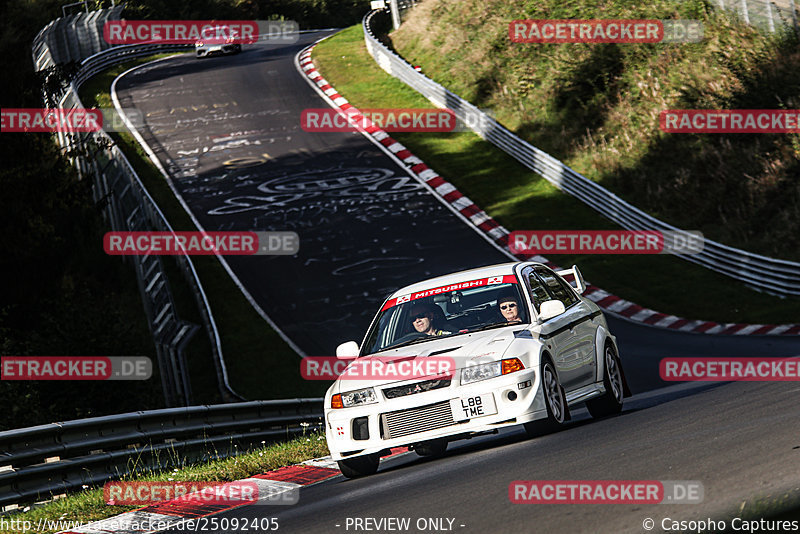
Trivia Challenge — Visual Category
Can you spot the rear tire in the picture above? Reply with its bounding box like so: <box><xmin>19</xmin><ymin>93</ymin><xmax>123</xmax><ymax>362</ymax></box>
<box><xmin>337</xmin><ymin>453</ymin><xmax>380</xmax><ymax>479</ymax></box>
<box><xmin>524</xmin><ymin>360</ymin><xmax>567</xmax><ymax>437</ymax></box>
<box><xmin>414</xmin><ymin>438</ymin><xmax>448</xmax><ymax>457</ymax></box>
<box><xmin>586</xmin><ymin>345</ymin><xmax>624</xmax><ymax>418</ymax></box>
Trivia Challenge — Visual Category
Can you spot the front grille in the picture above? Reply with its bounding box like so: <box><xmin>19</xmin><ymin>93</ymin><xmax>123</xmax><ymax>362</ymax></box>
<box><xmin>383</xmin><ymin>377</ymin><xmax>451</xmax><ymax>399</ymax></box>
<box><xmin>380</xmin><ymin>401</ymin><xmax>457</xmax><ymax>439</ymax></box>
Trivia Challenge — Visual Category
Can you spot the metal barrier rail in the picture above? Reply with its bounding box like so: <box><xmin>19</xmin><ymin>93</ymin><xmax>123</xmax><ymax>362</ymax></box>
<box><xmin>31</xmin><ymin>5</ymin><xmax>124</xmax><ymax>70</ymax></box>
<box><xmin>362</xmin><ymin>10</ymin><xmax>800</xmax><ymax>297</ymax></box>
<box><xmin>0</xmin><ymin>399</ymin><xmax>324</xmax><ymax>509</ymax></box>
<box><xmin>717</xmin><ymin>0</ymin><xmax>800</xmax><ymax>34</ymax></box>
<box><xmin>33</xmin><ymin>7</ymin><xmax>246</xmax><ymax>404</ymax></box>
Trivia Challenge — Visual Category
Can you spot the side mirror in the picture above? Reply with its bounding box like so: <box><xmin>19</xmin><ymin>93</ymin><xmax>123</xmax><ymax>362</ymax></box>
<box><xmin>538</xmin><ymin>300</ymin><xmax>566</xmax><ymax>321</ymax></box>
<box><xmin>336</xmin><ymin>341</ymin><xmax>360</xmax><ymax>360</ymax></box>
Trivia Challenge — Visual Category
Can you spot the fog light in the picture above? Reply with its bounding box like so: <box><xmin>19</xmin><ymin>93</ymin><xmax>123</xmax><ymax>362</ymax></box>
<box><xmin>507</xmin><ymin>390</ymin><xmax>518</xmax><ymax>401</ymax></box>
<box><xmin>352</xmin><ymin>417</ymin><xmax>369</xmax><ymax>440</ymax></box>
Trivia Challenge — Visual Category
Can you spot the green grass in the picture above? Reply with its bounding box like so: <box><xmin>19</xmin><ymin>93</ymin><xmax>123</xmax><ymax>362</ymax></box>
<box><xmin>79</xmin><ymin>55</ymin><xmax>327</xmax><ymax>400</ymax></box>
<box><xmin>725</xmin><ymin>490</ymin><xmax>800</xmax><ymax>524</ymax></box>
<box><xmin>389</xmin><ymin>0</ymin><xmax>800</xmax><ymax>262</ymax></box>
<box><xmin>2</xmin><ymin>431</ymin><xmax>329</xmax><ymax>534</ymax></box>
<box><xmin>312</xmin><ymin>25</ymin><xmax>800</xmax><ymax>325</ymax></box>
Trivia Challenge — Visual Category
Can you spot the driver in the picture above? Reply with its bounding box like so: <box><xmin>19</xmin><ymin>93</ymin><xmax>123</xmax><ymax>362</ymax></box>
<box><xmin>410</xmin><ymin>303</ymin><xmax>451</xmax><ymax>336</ymax></box>
<box><xmin>498</xmin><ymin>295</ymin><xmax>522</xmax><ymax>323</ymax></box>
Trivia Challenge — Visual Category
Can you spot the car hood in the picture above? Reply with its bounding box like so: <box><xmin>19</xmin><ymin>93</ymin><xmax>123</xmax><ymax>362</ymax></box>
<box><xmin>332</xmin><ymin>324</ymin><xmax>539</xmax><ymax>393</ymax></box>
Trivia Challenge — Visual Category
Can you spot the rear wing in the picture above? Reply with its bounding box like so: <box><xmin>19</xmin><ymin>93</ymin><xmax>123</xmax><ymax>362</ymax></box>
<box><xmin>556</xmin><ymin>265</ymin><xmax>586</xmax><ymax>295</ymax></box>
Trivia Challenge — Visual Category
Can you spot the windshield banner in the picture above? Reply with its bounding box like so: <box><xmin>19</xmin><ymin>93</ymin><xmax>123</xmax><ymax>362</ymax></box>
<box><xmin>381</xmin><ymin>275</ymin><xmax>518</xmax><ymax>311</ymax></box>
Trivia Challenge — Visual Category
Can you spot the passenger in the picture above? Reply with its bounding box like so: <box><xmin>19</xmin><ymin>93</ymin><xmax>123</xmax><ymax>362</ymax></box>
<box><xmin>410</xmin><ymin>303</ymin><xmax>451</xmax><ymax>336</ymax></box>
<box><xmin>498</xmin><ymin>295</ymin><xmax>522</xmax><ymax>323</ymax></box>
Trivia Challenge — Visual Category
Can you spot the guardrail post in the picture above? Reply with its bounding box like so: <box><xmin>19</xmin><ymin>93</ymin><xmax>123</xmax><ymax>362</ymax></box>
<box><xmin>389</xmin><ymin>0</ymin><xmax>401</xmax><ymax>30</ymax></box>
<box><xmin>766</xmin><ymin>0</ymin><xmax>775</xmax><ymax>31</ymax></box>
<box><xmin>740</xmin><ymin>0</ymin><xmax>751</xmax><ymax>23</ymax></box>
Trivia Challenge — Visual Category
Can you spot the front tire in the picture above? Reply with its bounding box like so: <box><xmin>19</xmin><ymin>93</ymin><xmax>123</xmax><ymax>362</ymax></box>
<box><xmin>337</xmin><ymin>453</ymin><xmax>380</xmax><ymax>479</ymax></box>
<box><xmin>524</xmin><ymin>360</ymin><xmax>567</xmax><ymax>437</ymax></box>
<box><xmin>586</xmin><ymin>345</ymin><xmax>624</xmax><ymax>418</ymax></box>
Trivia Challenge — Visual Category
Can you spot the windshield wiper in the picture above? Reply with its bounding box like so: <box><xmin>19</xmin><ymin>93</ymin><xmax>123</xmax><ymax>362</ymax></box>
<box><xmin>380</xmin><ymin>323</ymin><xmax>515</xmax><ymax>352</ymax></box>
<box><xmin>465</xmin><ymin>322</ymin><xmax>516</xmax><ymax>333</ymax></box>
<box><xmin>382</xmin><ymin>336</ymin><xmax>438</xmax><ymax>351</ymax></box>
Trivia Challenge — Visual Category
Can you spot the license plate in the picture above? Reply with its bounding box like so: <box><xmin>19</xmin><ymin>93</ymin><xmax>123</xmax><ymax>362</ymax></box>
<box><xmin>450</xmin><ymin>393</ymin><xmax>497</xmax><ymax>422</ymax></box>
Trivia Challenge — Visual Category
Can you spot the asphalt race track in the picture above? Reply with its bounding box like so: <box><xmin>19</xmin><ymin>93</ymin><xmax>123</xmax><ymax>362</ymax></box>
<box><xmin>113</xmin><ymin>32</ymin><xmax>800</xmax><ymax>533</ymax></box>
<box><xmin>114</xmin><ymin>31</ymin><xmax>506</xmax><ymax>357</ymax></box>
<box><xmin>167</xmin><ymin>381</ymin><xmax>800</xmax><ymax>534</ymax></box>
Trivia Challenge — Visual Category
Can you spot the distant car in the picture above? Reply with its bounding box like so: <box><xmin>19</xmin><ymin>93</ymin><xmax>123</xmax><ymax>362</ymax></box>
<box><xmin>195</xmin><ymin>26</ymin><xmax>242</xmax><ymax>58</ymax></box>
<box><xmin>324</xmin><ymin>261</ymin><xmax>630</xmax><ymax>478</ymax></box>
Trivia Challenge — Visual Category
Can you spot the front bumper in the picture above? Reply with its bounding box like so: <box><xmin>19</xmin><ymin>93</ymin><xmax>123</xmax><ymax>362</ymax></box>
<box><xmin>325</xmin><ymin>368</ymin><xmax>545</xmax><ymax>461</ymax></box>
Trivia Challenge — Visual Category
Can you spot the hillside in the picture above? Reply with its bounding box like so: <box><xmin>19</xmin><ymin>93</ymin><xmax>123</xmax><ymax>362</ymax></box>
<box><xmin>390</xmin><ymin>0</ymin><xmax>800</xmax><ymax>260</ymax></box>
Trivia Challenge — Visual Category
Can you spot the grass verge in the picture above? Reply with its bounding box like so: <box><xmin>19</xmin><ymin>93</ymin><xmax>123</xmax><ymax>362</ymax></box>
<box><xmin>727</xmin><ymin>490</ymin><xmax>800</xmax><ymax>524</ymax></box>
<box><xmin>79</xmin><ymin>54</ymin><xmax>327</xmax><ymax>400</ymax></box>
<box><xmin>2</xmin><ymin>431</ymin><xmax>329</xmax><ymax>534</ymax></box>
<box><xmin>390</xmin><ymin>0</ymin><xmax>800</xmax><ymax>261</ymax></box>
<box><xmin>311</xmin><ymin>25</ymin><xmax>800</xmax><ymax>325</ymax></box>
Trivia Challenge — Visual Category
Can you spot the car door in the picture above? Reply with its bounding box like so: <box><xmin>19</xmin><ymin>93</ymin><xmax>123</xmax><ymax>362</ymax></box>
<box><xmin>532</xmin><ymin>267</ymin><xmax>597</xmax><ymax>390</ymax></box>
<box><xmin>522</xmin><ymin>268</ymin><xmax>581</xmax><ymax>390</ymax></box>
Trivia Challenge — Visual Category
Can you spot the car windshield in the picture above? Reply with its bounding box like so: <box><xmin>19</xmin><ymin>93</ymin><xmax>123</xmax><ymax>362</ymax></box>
<box><xmin>200</xmin><ymin>26</ymin><xmax>237</xmax><ymax>43</ymax></box>
<box><xmin>362</xmin><ymin>281</ymin><xmax>529</xmax><ymax>354</ymax></box>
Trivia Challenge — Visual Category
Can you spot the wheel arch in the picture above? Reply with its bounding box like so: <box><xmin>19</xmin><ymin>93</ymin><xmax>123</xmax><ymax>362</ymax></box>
<box><xmin>538</xmin><ymin>349</ymin><xmax>571</xmax><ymax>421</ymax></box>
<box><xmin>602</xmin><ymin>335</ymin><xmax>632</xmax><ymax>398</ymax></box>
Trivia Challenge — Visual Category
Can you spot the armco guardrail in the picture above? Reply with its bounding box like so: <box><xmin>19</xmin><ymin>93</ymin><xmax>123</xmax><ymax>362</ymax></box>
<box><xmin>31</xmin><ymin>5</ymin><xmax>124</xmax><ymax>70</ymax></box>
<box><xmin>0</xmin><ymin>399</ymin><xmax>323</xmax><ymax>509</ymax></box>
<box><xmin>718</xmin><ymin>0</ymin><xmax>800</xmax><ymax>34</ymax></box>
<box><xmin>362</xmin><ymin>10</ymin><xmax>800</xmax><ymax>297</ymax></box>
<box><xmin>33</xmin><ymin>6</ymin><xmax>246</xmax><ymax>405</ymax></box>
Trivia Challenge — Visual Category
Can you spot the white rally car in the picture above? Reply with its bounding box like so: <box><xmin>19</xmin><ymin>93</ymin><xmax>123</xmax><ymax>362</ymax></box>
<box><xmin>325</xmin><ymin>261</ymin><xmax>630</xmax><ymax>478</ymax></box>
<box><xmin>195</xmin><ymin>26</ymin><xmax>242</xmax><ymax>58</ymax></box>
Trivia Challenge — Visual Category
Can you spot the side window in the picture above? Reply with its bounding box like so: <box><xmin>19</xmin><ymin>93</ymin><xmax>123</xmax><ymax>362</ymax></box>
<box><xmin>526</xmin><ymin>272</ymin><xmax>551</xmax><ymax>313</ymax></box>
<box><xmin>535</xmin><ymin>268</ymin><xmax>579</xmax><ymax>308</ymax></box>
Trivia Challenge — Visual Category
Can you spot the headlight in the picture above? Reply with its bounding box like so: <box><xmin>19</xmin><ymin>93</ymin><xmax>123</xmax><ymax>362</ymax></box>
<box><xmin>461</xmin><ymin>362</ymin><xmax>501</xmax><ymax>384</ymax></box>
<box><xmin>461</xmin><ymin>358</ymin><xmax>525</xmax><ymax>385</ymax></box>
<box><xmin>331</xmin><ymin>387</ymin><xmax>377</xmax><ymax>409</ymax></box>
